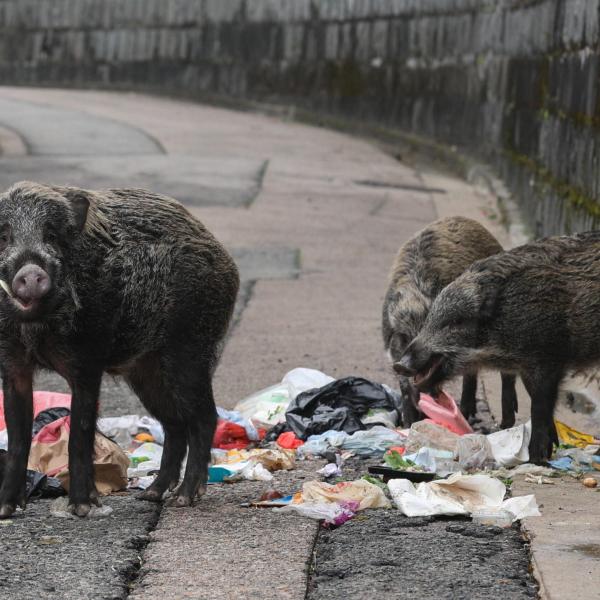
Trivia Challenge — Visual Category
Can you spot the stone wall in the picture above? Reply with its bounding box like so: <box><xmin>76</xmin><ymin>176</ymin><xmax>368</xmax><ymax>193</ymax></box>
<box><xmin>0</xmin><ymin>0</ymin><xmax>599</xmax><ymax>235</ymax></box>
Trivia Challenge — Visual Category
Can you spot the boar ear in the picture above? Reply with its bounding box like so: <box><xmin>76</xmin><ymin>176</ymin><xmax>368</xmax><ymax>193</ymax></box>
<box><xmin>62</xmin><ymin>191</ymin><xmax>90</xmax><ymax>231</ymax></box>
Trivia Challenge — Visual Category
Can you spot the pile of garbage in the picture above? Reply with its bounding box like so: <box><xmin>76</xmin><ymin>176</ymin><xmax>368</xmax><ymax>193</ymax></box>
<box><xmin>1</xmin><ymin>367</ymin><xmax>598</xmax><ymax>526</ymax></box>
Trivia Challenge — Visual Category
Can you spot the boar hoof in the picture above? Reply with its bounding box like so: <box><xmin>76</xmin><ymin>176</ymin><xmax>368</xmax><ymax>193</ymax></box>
<box><xmin>165</xmin><ymin>495</ymin><xmax>193</xmax><ymax>508</ymax></box>
<box><xmin>136</xmin><ymin>489</ymin><xmax>164</xmax><ymax>503</ymax></box>
<box><xmin>69</xmin><ymin>502</ymin><xmax>92</xmax><ymax>518</ymax></box>
<box><xmin>0</xmin><ymin>503</ymin><xmax>16</xmax><ymax>519</ymax></box>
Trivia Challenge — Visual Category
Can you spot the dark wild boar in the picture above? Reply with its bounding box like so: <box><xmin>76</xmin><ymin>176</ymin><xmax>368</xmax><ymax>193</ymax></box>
<box><xmin>0</xmin><ymin>182</ymin><xmax>238</xmax><ymax>518</ymax></box>
<box><xmin>383</xmin><ymin>216</ymin><xmax>517</xmax><ymax>427</ymax></box>
<box><xmin>396</xmin><ymin>231</ymin><xmax>600</xmax><ymax>463</ymax></box>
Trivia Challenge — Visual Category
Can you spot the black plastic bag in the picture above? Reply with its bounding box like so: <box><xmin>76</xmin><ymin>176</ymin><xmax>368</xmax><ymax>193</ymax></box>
<box><xmin>285</xmin><ymin>377</ymin><xmax>402</xmax><ymax>440</ymax></box>
<box><xmin>32</xmin><ymin>407</ymin><xmax>71</xmax><ymax>436</ymax></box>
<box><xmin>0</xmin><ymin>450</ymin><xmax>66</xmax><ymax>499</ymax></box>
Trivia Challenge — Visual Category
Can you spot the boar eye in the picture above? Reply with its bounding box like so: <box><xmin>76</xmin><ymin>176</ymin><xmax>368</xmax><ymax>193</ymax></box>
<box><xmin>44</xmin><ymin>229</ymin><xmax>59</xmax><ymax>244</ymax></box>
<box><xmin>0</xmin><ymin>226</ymin><xmax>10</xmax><ymax>251</ymax></box>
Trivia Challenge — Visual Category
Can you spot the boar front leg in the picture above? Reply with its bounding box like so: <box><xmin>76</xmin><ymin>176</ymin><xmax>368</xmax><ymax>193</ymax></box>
<box><xmin>500</xmin><ymin>373</ymin><xmax>518</xmax><ymax>429</ymax></box>
<box><xmin>68</xmin><ymin>369</ymin><xmax>103</xmax><ymax>517</ymax></box>
<box><xmin>0</xmin><ymin>366</ymin><xmax>33</xmax><ymax>518</ymax></box>
<box><xmin>521</xmin><ymin>368</ymin><xmax>561</xmax><ymax>464</ymax></box>
<box><xmin>460</xmin><ymin>373</ymin><xmax>478</xmax><ymax>420</ymax></box>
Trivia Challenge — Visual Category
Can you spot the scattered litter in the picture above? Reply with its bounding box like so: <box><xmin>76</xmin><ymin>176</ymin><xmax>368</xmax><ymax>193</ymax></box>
<box><xmin>275</xmin><ymin>501</ymin><xmax>357</xmax><ymax>525</ymax></box>
<box><xmin>128</xmin><ymin>475</ymin><xmax>155</xmax><ymax>490</ymax></box>
<box><xmin>217</xmin><ymin>407</ymin><xmax>260</xmax><ymax>441</ymax></box>
<box><xmin>456</xmin><ymin>434</ymin><xmax>495</xmax><ymax>470</ymax></box>
<box><xmin>548</xmin><ymin>446</ymin><xmax>600</xmax><ymax>472</ymax></box>
<box><xmin>405</xmin><ymin>420</ymin><xmax>459</xmax><ymax>453</ymax></box>
<box><xmin>487</xmin><ymin>421</ymin><xmax>531</xmax><ymax>467</ymax></box>
<box><xmin>406</xmin><ymin>447</ymin><xmax>459</xmax><ymax>477</ymax></box>
<box><xmin>50</xmin><ymin>496</ymin><xmax>113</xmax><ymax>519</ymax></box>
<box><xmin>0</xmin><ymin>391</ymin><xmax>71</xmax><ymax>431</ymax></box>
<box><xmin>524</xmin><ymin>473</ymin><xmax>556</xmax><ymax>485</ymax></box>
<box><xmin>234</xmin><ymin>368</ymin><xmax>334</xmax><ymax>429</ymax></box>
<box><xmin>342</xmin><ymin>426</ymin><xmax>405</xmax><ymax>457</ymax></box>
<box><xmin>491</xmin><ymin>463</ymin><xmax>555</xmax><ymax>479</ymax></box>
<box><xmin>471</xmin><ymin>508</ymin><xmax>514</xmax><ymax>528</ymax></box>
<box><xmin>555</xmin><ymin>420</ymin><xmax>597</xmax><ymax>448</ymax></box>
<box><xmin>213</xmin><ymin>448</ymin><xmax>295</xmax><ymax>471</ymax></box>
<box><xmin>388</xmin><ymin>472</ymin><xmax>540</xmax><ymax>521</ymax></box>
<box><xmin>297</xmin><ymin>431</ymin><xmax>349</xmax><ymax>457</ymax></box>
<box><xmin>32</xmin><ymin>407</ymin><xmax>71</xmax><ymax>436</ymax></box>
<box><xmin>97</xmin><ymin>415</ymin><xmax>165</xmax><ymax>447</ymax></box>
<box><xmin>317</xmin><ymin>455</ymin><xmax>343</xmax><ymax>478</ymax></box>
<box><xmin>276</xmin><ymin>431</ymin><xmax>304</xmax><ymax>449</ymax></box>
<box><xmin>284</xmin><ymin>377</ymin><xmax>401</xmax><ymax>439</ymax></box>
<box><xmin>128</xmin><ymin>443</ymin><xmax>163</xmax><ymax>477</ymax></box>
<box><xmin>418</xmin><ymin>391</ymin><xmax>473</xmax><ymax>435</ymax></box>
<box><xmin>28</xmin><ymin>416</ymin><xmax>128</xmax><ymax>495</ymax></box>
<box><xmin>583</xmin><ymin>477</ymin><xmax>598</xmax><ymax>488</ymax></box>
<box><xmin>300</xmin><ymin>479</ymin><xmax>391</xmax><ymax>510</ymax></box>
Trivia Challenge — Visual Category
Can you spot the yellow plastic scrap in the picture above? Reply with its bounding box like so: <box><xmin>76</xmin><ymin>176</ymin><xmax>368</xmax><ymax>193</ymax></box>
<box><xmin>555</xmin><ymin>420</ymin><xmax>596</xmax><ymax>448</ymax></box>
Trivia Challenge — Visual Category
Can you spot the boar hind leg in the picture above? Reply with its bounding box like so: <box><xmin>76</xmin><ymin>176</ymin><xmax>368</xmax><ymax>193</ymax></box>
<box><xmin>127</xmin><ymin>359</ymin><xmax>187</xmax><ymax>503</ymax></box>
<box><xmin>68</xmin><ymin>370</ymin><xmax>103</xmax><ymax>517</ymax></box>
<box><xmin>500</xmin><ymin>373</ymin><xmax>518</xmax><ymax>429</ymax></box>
<box><xmin>137</xmin><ymin>423</ymin><xmax>187</xmax><ymax>502</ymax></box>
<box><xmin>460</xmin><ymin>373</ymin><xmax>478</xmax><ymax>420</ymax></box>
<box><xmin>167</xmin><ymin>367</ymin><xmax>217</xmax><ymax>508</ymax></box>
<box><xmin>521</xmin><ymin>368</ymin><xmax>561</xmax><ymax>464</ymax></box>
<box><xmin>0</xmin><ymin>367</ymin><xmax>33</xmax><ymax>518</ymax></box>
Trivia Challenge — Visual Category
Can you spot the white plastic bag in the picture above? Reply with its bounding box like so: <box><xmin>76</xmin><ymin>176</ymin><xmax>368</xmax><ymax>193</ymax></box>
<box><xmin>487</xmin><ymin>421</ymin><xmax>531</xmax><ymax>467</ymax></box>
<box><xmin>234</xmin><ymin>384</ymin><xmax>291</xmax><ymax>428</ymax></box>
<box><xmin>282</xmin><ymin>368</ymin><xmax>334</xmax><ymax>400</ymax></box>
<box><xmin>234</xmin><ymin>368</ymin><xmax>334</xmax><ymax>428</ymax></box>
<box><xmin>389</xmin><ymin>472</ymin><xmax>540</xmax><ymax>521</ymax></box>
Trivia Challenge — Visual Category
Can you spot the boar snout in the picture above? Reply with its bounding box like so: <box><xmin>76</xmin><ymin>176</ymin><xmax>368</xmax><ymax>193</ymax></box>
<box><xmin>6</xmin><ymin>263</ymin><xmax>52</xmax><ymax>314</ymax></box>
<box><xmin>393</xmin><ymin>355</ymin><xmax>416</xmax><ymax>377</ymax></box>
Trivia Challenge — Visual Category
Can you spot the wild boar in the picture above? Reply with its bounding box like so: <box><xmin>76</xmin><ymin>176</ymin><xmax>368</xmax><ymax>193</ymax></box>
<box><xmin>383</xmin><ymin>216</ymin><xmax>518</xmax><ymax>427</ymax></box>
<box><xmin>395</xmin><ymin>230</ymin><xmax>600</xmax><ymax>463</ymax></box>
<box><xmin>0</xmin><ymin>182</ymin><xmax>239</xmax><ymax>518</ymax></box>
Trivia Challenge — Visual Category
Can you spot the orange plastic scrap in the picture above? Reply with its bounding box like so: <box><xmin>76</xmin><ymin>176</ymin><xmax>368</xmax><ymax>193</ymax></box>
<box><xmin>555</xmin><ymin>420</ymin><xmax>598</xmax><ymax>448</ymax></box>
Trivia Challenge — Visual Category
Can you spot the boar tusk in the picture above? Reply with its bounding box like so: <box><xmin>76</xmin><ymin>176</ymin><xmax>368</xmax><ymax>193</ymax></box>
<box><xmin>0</xmin><ymin>279</ymin><xmax>14</xmax><ymax>298</ymax></box>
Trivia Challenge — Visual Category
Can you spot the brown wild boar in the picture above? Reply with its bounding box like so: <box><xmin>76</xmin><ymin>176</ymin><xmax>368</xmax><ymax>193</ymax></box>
<box><xmin>395</xmin><ymin>230</ymin><xmax>600</xmax><ymax>463</ymax></box>
<box><xmin>383</xmin><ymin>216</ymin><xmax>517</xmax><ymax>427</ymax></box>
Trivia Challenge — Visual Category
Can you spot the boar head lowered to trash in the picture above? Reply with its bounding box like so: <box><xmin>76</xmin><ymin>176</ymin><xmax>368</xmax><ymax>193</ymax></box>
<box><xmin>383</xmin><ymin>216</ymin><xmax>518</xmax><ymax>428</ymax></box>
<box><xmin>0</xmin><ymin>182</ymin><xmax>239</xmax><ymax>518</ymax></box>
<box><xmin>396</xmin><ymin>230</ymin><xmax>600</xmax><ymax>464</ymax></box>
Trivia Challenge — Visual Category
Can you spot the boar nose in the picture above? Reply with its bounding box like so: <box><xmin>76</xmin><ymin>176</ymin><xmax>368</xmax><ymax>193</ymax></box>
<box><xmin>12</xmin><ymin>264</ymin><xmax>51</xmax><ymax>302</ymax></box>
<box><xmin>394</xmin><ymin>355</ymin><xmax>416</xmax><ymax>377</ymax></box>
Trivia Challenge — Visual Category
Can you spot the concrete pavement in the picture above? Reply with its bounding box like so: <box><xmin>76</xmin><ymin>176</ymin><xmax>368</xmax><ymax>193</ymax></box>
<box><xmin>0</xmin><ymin>87</ymin><xmax>595</xmax><ymax>599</ymax></box>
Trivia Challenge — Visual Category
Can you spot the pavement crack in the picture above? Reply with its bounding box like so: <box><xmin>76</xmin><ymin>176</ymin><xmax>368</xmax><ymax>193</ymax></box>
<box><xmin>121</xmin><ymin>502</ymin><xmax>162</xmax><ymax>598</ymax></box>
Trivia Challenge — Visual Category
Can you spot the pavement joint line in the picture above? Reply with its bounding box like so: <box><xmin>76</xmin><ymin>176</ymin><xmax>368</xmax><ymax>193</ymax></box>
<box><xmin>354</xmin><ymin>179</ymin><xmax>447</xmax><ymax>194</ymax></box>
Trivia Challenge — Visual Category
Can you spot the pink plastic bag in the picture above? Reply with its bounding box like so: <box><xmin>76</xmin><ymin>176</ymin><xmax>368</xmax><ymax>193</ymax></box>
<box><xmin>0</xmin><ymin>390</ymin><xmax>71</xmax><ymax>431</ymax></box>
<box><xmin>418</xmin><ymin>391</ymin><xmax>473</xmax><ymax>436</ymax></box>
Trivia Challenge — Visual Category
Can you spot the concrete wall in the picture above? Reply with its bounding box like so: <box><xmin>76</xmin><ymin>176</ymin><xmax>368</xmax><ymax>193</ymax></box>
<box><xmin>0</xmin><ymin>0</ymin><xmax>599</xmax><ymax>236</ymax></box>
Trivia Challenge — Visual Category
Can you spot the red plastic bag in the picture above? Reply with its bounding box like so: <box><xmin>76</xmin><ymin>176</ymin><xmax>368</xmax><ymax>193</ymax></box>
<box><xmin>0</xmin><ymin>391</ymin><xmax>71</xmax><ymax>431</ymax></box>
<box><xmin>212</xmin><ymin>419</ymin><xmax>251</xmax><ymax>450</ymax></box>
<box><xmin>277</xmin><ymin>431</ymin><xmax>304</xmax><ymax>449</ymax></box>
<box><xmin>418</xmin><ymin>391</ymin><xmax>473</xmax><ymax>436</ymax></box>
